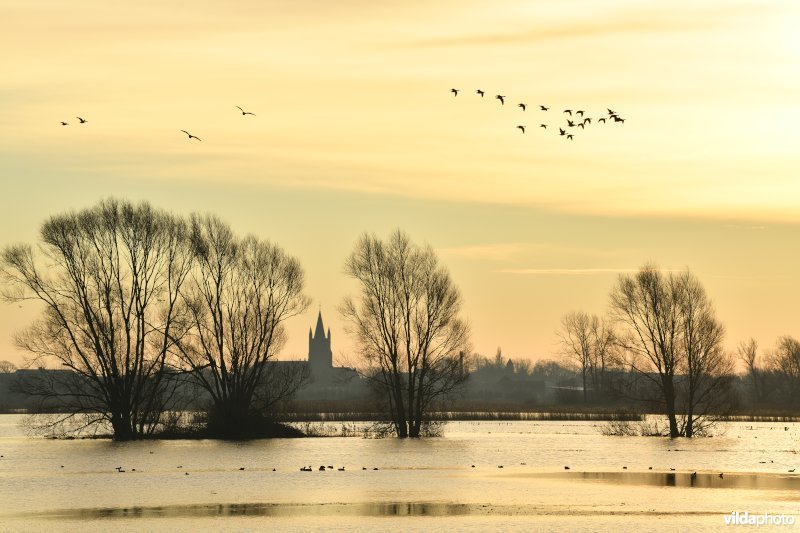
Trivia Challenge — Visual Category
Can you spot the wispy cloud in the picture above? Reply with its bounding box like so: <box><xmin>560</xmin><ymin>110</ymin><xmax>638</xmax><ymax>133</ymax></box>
<box><xmin>401</xmin><ymin>3</ymin><xmax>763</xmax><ymax>49</ymax></box>
<box><xmin>497</xmin><ymin>267</ymin><xmax>684</xmax><ymax>275</ymax></box>
<box><xmin>405</xmin><ymin>19</ymin><xmax>695</xmax><ymax>48</ymax></box>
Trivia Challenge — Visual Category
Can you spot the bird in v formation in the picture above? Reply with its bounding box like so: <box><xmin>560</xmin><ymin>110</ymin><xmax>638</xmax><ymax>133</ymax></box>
<box><xmin>450</xmin><ymin>87</ymin><xmax>626</xmax><ymax>140</ymax></box>
<box><xmin>180</xmin><ymin>130</ymin><xmax>202</xmax><ymax>141</ymax></box>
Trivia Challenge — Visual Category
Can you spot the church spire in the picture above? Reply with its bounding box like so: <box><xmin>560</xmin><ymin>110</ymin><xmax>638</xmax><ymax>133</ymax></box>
<box><xmin>309</xmin><ymin>308</ymin><xmax>333</xmax><ymax>371</ymax></box>
<box><xmin>314</xmin><ymin>310</ymin><xmax>326</xmax><ymax>340</ymax></box>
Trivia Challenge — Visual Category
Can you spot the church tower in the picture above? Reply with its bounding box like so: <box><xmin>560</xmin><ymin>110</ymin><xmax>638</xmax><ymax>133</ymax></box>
<box><xmin>308</xmin><ymin>310</ymin><xmax>332</xmax><ymax>374</ymax></box>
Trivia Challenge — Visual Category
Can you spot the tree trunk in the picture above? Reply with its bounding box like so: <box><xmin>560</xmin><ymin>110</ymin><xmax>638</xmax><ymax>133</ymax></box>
<box><xmin>686</xmin><ymin>389</ymin><xmax>695</xmax><ymax>437</ymax></box>
<box><xmin>392</xmin><ymin>380</ymin><xmax>408</xmax><ymax>438</ymax></box>
<box><xmin>582</xmin><ymin>367</ymin><xmax>588</xmax><ymax>403</ymax></box>
<box><xmin>663</xmin><ymin>377</ymin><xmax>680</xmax><ymax>438</ymax></box>
<box><xmin>111</xmin><ymin>410</ymin><xmax>135</xmax><ymax>441</ymax></box>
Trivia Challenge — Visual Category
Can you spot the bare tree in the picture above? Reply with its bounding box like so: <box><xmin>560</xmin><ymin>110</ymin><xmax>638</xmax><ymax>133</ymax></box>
<box><xmin>558</xmin><ymin>312</ymin><xmax>593</xmax><ymax>402</ymax></box>
<box><xmin>590</xmin><ymin>316</ymin><xmax>616</xmax><ymax>396</ymax></box>
<box><xmin>610</xmin><ymin>265</ymin><xmax>733</xmax><ymax>438</ymax></box>
<box><xmin>610</xmin><ymin>265</ymin><xmax>686</xmax><ymax>438</ymax></box>
<box><xmin>174</xmin><ymin>215</ymin><xmax>309</xmax><ymax>437</ymax></box>
<box><xmin>737</xmin><ymin>338</ymin><xmax>762</xmax><ymax>403</ymax></box>
<box><xmin>768</xmin><ymin>336</ymin><xmax>800</xmax><ymax>404</ymax></box>
<box><xmin>0</xmin><ymin>360</ymin><xmax>16</xmax><ymax>374</ymax></box>
<box><xmin>557</xmin><ymin>312</ymin><xmax>616</xmax><ymax>402</ymax></box>
<box><xmin>341</xmin><ymin>230</ymin><xmax>469</xmax><ymax>438</ymax></box>
<box><xmin>675</xmin><ymin>272</ymin><xmax>732</xmax><ymax>437</ymax></box>
<box><xmin>0</xmin><ymin>199</ymin><xmax>193</xmax><ymax>439</ymax></box>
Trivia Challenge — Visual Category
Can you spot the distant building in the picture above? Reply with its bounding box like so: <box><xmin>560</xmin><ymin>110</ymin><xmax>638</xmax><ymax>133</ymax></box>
<box><xmin>296</xmin><ymin>310</ymin><xmax>367</xmax><ymax>400</ymax></box>
<box><xmin>308</xmin><ymin>311</ymin><xmax>333</xmax><ymax>378</ymax></box>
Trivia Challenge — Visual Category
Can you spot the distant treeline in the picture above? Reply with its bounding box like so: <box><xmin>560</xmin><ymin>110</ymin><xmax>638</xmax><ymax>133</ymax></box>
<box><xmin>3</xmin><ymin>361</ymin><xmax>798</xmax><ymax>421</ymax></box>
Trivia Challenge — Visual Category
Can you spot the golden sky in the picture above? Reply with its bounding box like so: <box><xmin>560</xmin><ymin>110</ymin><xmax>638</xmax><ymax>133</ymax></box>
<box><xmin>1</xmin><ymin>0</ymin><xmax>799</xmax><ymax>366</ymax></box>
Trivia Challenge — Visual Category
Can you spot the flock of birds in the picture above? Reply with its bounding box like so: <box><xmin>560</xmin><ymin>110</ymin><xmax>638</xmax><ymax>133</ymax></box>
<box><xmin>58</xmin><ymin>106</ymin><xmax>258</xmax><ymax>141</ymax></box>
<box><xmin>1</xmin><ymin>449</ymin><xmax>795</xmax><ymax>476</ymax></box>
<box><xmin>300</xmin><ymin>465</ymin><xmax>377</xmax><ymax>472</ymax></box>
<box><xmin>450</xmin><ymin>88</ymin><xmax>626</xmax><ymax>140</ymax></box>
<box><xmin>59</xmin><ymin>93</ymin><xmax>623</xmax><ymax>143</ymax></box>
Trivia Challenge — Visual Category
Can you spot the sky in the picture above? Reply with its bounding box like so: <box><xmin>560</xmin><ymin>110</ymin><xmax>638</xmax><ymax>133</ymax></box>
<box><xmin>1</xmin><ymin>0</ymin><xmax>799</xmax><ymax>368</ymax></box>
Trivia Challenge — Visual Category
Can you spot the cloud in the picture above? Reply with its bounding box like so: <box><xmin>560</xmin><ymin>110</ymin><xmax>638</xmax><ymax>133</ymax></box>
<box><xmin>400</xmin><ymin>7</ymin><xmax>723</xmax><ymax>50</ymax></box>
<box><xmin>497</xmin><ymin>267</ymin><xmax>684</xmax><ymax>275</ymax></box>
<box><xmin>399</xmin><ymin>3</ymin><xmax>766</xmax><ymax>49</ymax></box>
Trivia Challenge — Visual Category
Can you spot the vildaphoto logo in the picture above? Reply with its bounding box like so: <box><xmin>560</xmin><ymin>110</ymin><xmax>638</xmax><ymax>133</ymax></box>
<box><xmin>724</xmin><ymin>512</ymin><xmax>796</xmax><ymax>527</ymax></box>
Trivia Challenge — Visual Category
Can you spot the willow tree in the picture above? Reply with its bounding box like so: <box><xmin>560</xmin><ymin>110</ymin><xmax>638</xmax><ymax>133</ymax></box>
<box><xmin>0</xmin><ymin>199</ymin><xmax>193</xmax><ymax>439</ymax></box>
<box><xmin>610</xmin><ymin>265</ymin><xmax>684</xmax><ymax>437</ymax></box>
<box><xmin>676</xmin><ymin>271</ymin><xmax>731</xmax><ymax>437</ymax></box>
<box><xmin>610</xmin><ymin>265</ymin><xmax>732</xmax><ymax>438</ymax></box>
<box><xmin>768</xmin><ymin>336</ymin><xmax>800</xmax><ymax>404</ymax></box>
<box><xmin>175</xmin><ymin>215</ymin><xmax>309</xmax><ymax>437</ymax></box>
<box><xmin>341</xmin><ymin>230</ymin><xmax>469</xmax><ymax>438</ymax></box>
<box><xmin>737</xmin><ymin>339</ymin><xmax>763</xmax><ymax>404</ymax></box>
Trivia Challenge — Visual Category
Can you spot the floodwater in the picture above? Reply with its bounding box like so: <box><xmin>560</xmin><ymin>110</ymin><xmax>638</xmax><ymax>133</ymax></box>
<box><xmin>0</xmin><ymin>415</ymin><xmax>798</xmax><ymax>532</ymax></box>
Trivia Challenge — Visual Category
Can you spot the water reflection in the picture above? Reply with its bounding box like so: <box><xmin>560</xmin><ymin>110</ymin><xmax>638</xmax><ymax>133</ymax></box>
<box><xmin>30</xmin><ymin>502</ymin><xmax>474</xmax><ymax>520</ymax></box>
<box><xmin>523</xmin><ymin>471</ymin><xmax>800</xmax><ymax>491</ymax></box>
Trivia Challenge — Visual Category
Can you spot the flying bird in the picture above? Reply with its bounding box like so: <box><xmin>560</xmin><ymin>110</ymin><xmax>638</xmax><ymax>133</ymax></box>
<box><xmin>567</xmin><ymin>120</ymin><xmax>575</xmax><ymax>127</ymax></box>
<box><xmin>450</xmin><ymin>88</ymin><xmax>459</xmax><ymax>96</ymax></box>
<box><xmin>495</xmin><ymin>95</ymin><xmax>506</xmax><ymax>105</ymax></box>
<box><xmin>180</xmin><ymin>130</ymin><xmax>202</xmax><ymax>141</ymax></box>
<box><xmin>60</xmin><ymin>121</ymin><xmax>68</xmax><ymax>126</ymax></box>
<box><xmin>577</xmin><ymin>123</ymin><xmax>584</xmax><ymax>129</ymax></box>
<box><xmin>518</xmin><ymin>103</ymin><xmax>526</xmax><ymax>111</ymax></box>
<box><xmin>540</xmin><ymin>124</ymin><xmax>547</xmax><ymax>129</ymax></box>
<box><xmin>583</xmin><ymin>118</ymin><xmax>591</xmax><ymax>125</ymax></box>
<box><xmin>563</xmin><ymin>109</ymin><xmax>572</xmax><ymax>115</ymax></box>
<box><xmin>576</xmin><ymin>110</ymin><xmax>584</xmax><ymax>117</ymax></box>
<box><xmin>566</xmin><ymin>134</ymin><xmax>573</xmax><ymax>140</ymax></box>
<box><xmin>476</xmin><ymin>89</ymin><xmax>484</xmax><ymax>97</ymax></box>
<box><xmin>517</xmin><ymin>125</ymin><xmax>525</xmax><ymax>133</ymax></box>
<box><xmin>598</xmin><ymin>118</ymin><xmax>606</xmax><ymax>123</ymax></box>
<box><xmin>559</xmin><ymin>128</ymin><xmax>565</xmax><ymax>136</ymax></box>
<box><xmin>540</xmin><ymin>105</ymin><xmax>549</xmax><ymax>111</ymax></box>
<box><xmin>76</xmin><ymin>117</ymin><xmax>87</xmax><ymax>124</ymax></box>
<box><xmin>614</xmin><ymin>117</ymin><xmax>625</xmax><ymax>123</ymax></box>
<box><xmin>607</xmin><ymin>108</ymin><xmax>616</xmax><ymax>115</ymax></box>
<box><xmin>235</xmin><ymin>106</ymin><xmax>255</xmax><ymax>116</ymax></box>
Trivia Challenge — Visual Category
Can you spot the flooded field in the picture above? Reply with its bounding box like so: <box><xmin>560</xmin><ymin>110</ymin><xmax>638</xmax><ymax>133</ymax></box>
<box><xmin>0</xmin><ymin>415</ymin><xmax>797</xmax><ymax>531</ymax></box>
